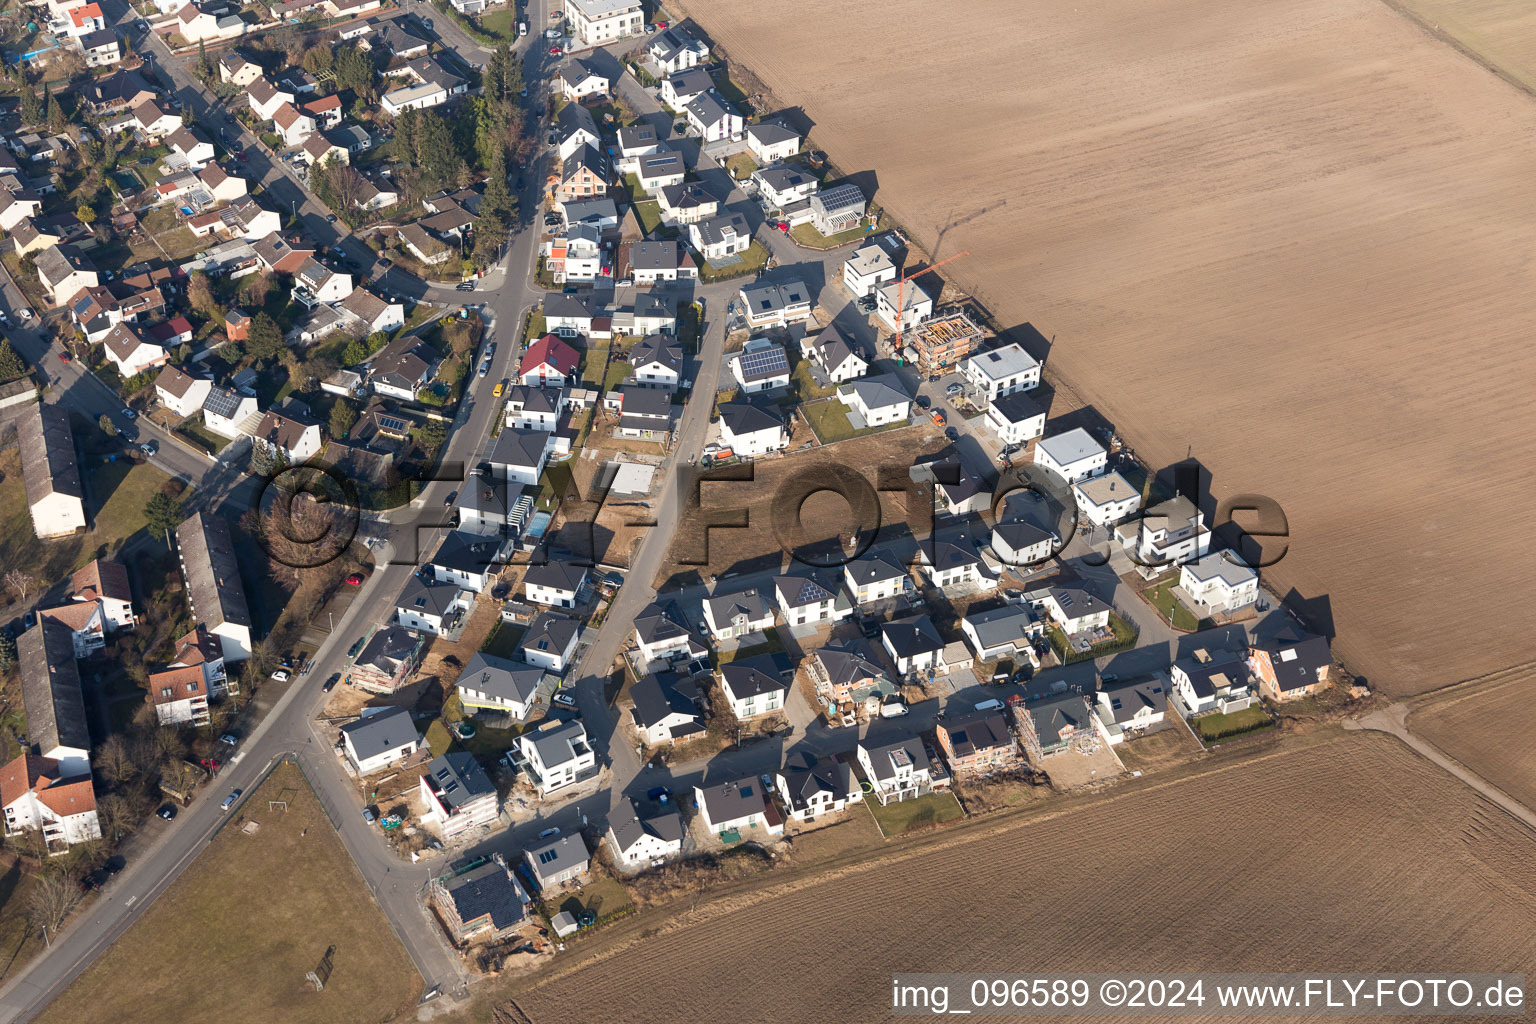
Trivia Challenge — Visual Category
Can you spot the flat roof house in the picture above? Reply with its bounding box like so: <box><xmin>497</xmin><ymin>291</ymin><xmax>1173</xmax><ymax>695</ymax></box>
<box><xmin>1116</xmin><ymin>495</ymin><xmax>1212</xmax><ymax>569</ymax></box>
<box><xmin>517</xmin><ymin>718</ymin><xmax>595</xmax><ymax>796</ymax></box>
<box><xmin>738</xmin><ymin>279</ymin><xmax>813</xmax><ymax>329</ymax></box>
<box><xmin>564</xmin><ymin>0</ymin><xmax>642</xmax><ymax>47</ymax></box>
<box><xmin>339</xmin><ymin>706</ymin><xmax>420</xmax><ymax>776</ymax></box>
<box><xmin>1034</xmin><ymin>428</ymin><xmax>1108</xmax><ymax>483</ymax></box>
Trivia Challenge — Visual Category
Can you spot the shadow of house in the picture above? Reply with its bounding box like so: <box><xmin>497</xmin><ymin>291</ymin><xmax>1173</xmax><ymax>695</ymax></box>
<box><xmin>996</xmin><ymin>321</ymin><xmax>1052</xmax><ymax>366</ymax></box>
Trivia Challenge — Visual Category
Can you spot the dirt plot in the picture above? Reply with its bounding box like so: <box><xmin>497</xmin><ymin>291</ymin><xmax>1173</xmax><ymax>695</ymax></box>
<box><xmin>671</xmin><ymin>0</ymin><xmax>1536</xmax><ymax>694</ymax></box>
<box><xmin>661</xmin><ymin>425</ymin><xmax>950</xmax><ymax>584</ymax></box>
<box><xmin>1389</xmin><ymin>0</ymin><xmax>1536</xmax><ymax>93</ymax></box>
<box><xmin>1413</xmin><ymin>665</ymin><xmax>1536</xmax><ymax>811</ymax></box>
<box><xmin>503</xmin><ymin>734</ymin><xmax>1536</xmax><ymax>1023</ymax></box>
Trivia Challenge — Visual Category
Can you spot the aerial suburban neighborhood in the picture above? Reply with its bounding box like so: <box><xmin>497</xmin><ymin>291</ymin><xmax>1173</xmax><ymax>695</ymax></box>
<box><xmin>0</xmin><ymin>0</ymin><xmax>1513</xmax><ymax>1019</ymax></box>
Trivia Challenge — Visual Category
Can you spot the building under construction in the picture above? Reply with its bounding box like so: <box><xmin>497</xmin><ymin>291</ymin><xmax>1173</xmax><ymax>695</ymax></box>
<box><xmin>906</xmin><ymin>309</ymin><xmax>984</xmax><ymax>377</ymax></box>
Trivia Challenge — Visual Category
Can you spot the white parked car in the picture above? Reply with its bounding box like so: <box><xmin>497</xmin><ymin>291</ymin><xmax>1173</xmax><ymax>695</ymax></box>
<box><xmin>270</xmin><ymin>669</ymin><xmax>290</xmax><ymax>682</ymax></box>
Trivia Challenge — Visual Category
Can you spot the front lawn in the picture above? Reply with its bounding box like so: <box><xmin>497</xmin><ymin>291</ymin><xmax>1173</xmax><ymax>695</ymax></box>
<box><xmin>176</xmin><ymin>419</ymin><xmax>232</xmax><ymax>455</ymax></box>
<box><xmin>789</xmin><ymin>217</ymin><xmax>872</xmax><ymax>249</ymax></box>
<box><xmin>698</xmin><ymin>240</ymin><xmax>770</xmax><ymax>283</ymax></box>
<box><xmin>35</xmin><ymin>763</ymin><xmax>418</xmax><ymax>1024</ymax></box>
<box><xmin>481</xmin><ymin>621</ymin><xmax>525</xmax><ymax>658</ymax></box>
<box><xmin>1142</xmin><ymin>579</ymin><xmax>1201</xmax><ymax>631</ymax></box>
<box><xmin>800</xmin><ymin>397</ymin><xmax>903</xmax><ymax>444</ymax></box>
<box><xmin>478</xmin><ymin>7</ymin><xmax>516</xmax><ymax>37</ymax></box>
<box><xmin>88</xmin><ymin>458</ymin><xmax>176</xmax><ymax>542</ymax></box>
<box><xmin>722</xmin><ymin>150</ymin><xmax>758</xmax><ymax>182</ymax></box>
<box><xmin>542</xmin><ymin>874</ymin><xmax>634</xmax><ymax>928</ymax></box>
<box><xmin>864</xmin><ymin>791</ymin><xmax>966</xmax><ymax>837</ymax></box>
<box><xmin>632</xmin><ymin>197</ymin><xmax>663</xmax><ymax>235</ymax></box>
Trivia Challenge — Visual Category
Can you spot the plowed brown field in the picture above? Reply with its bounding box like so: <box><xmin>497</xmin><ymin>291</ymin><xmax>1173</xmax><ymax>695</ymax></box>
<box><xmin>671</xmin><ymin>0</ymin><xmax>1536</xmax><ymax>694</ymax></box>
<box><xmin>502</xmin><ymin>735</ymin><xmax>1536</xmax><ymax>1023</ymax></box>
<box><xmin>1415</xmin><ymin>664</ymin><xmax>1536</xmax><ymax>809</ymax></box>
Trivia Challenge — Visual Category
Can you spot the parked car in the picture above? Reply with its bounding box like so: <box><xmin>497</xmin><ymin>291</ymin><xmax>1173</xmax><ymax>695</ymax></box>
<box><xmin>444</xmin><ymin>490</ymin><xmax>458</xmax><ymax>506</ymax></box>
<box><xmin>345</xmin><ymin>572</ymin><xmax>365</xmax><ymax>585</ymax></box>
<box><xmin>140</xmin><ymin>440</ymin><xmax>158</xmax><ymax>456</ymax></box>
<box><xmin>362</xmin><ymin>807</ymin><xmax>375</xmax><ymax>824</ymax></box>
<box><xmin>879</xmin><ymin>698</ymin><xmax>910</xmax><ymax>718</ymax></box>
<box><xmin>930</xmin><ymin>410</ymin><xmax>946</xmax><ymax>426</ymax></box>
<box><xmin>945</xmin><ymin>382</ymin><xmax>965</xmax><ymax>396</ymax></box>
<box><xmin>538</xmin><ymin>826</ymin><xmax>561</xmax><ymax>839</ymax></box>
<box><xmin>348</xmin><ymin>637</ymin><xmax>365</xmax><ymax>658</ymax></box>
<box><xmin>17</xmin><ymin>307</ymin><xmax>31</xmax><ymax>320</ymax></box>
<box><xmin>157</xmin><ymin>805</ymin><xmax>177</xmax><ymax>820</ymax></box>
<box><xmin>121</xmin><ymin>407</ymin><xmax>137</xmax><ymax>420</ymax></box>
<box><xmin>220</xmin><ymin>789</ymin><xmax>242</xmax><ymax>811</ymax></box>
<box><xmin>915</xmin><ymin>394</ymin><xmax>930</xmax><ymax>408</ymax></box>
<box><xmin>220</xmin><ymin>734</ymin><xmax>238</xmax><ymax>746</ymax></box>
<box><xmin>323</xmin><ymin>673</ymin><xmax>341</xmax><ymax>692</ymax></box>
<box><xmin>57</xmin><ymin>351</ymin><xmax>72</xmax><ymax>363</ymax></box>
<box><xmin>945</xmin><ymin>426</ymin><xmax>960</xmax><ymax>441</ymax></box>
<box><xmin>552</xmin><ymin>691</ymin><xmax>577</xmax><ymax>709</ymax></box>
<box><xmin>271</xmin><ymin>668</ymin><xmax>290</xmax><ymax>682</ymax></box>
<box><xmin>477</xmin><ymin>362</ymin><xmax>490</xmax><ymax>377</ymax></box>
<box><xmin>548</xmin><ymin>45</ymin><xmax>563</xmax><ymax>55</ymax></box>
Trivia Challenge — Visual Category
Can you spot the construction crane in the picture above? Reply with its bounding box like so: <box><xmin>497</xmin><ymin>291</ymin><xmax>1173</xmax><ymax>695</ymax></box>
<box><xmin>891</xmin><ymin>250</ymin><xmax>969</xmax><ymax>359</ymax></box>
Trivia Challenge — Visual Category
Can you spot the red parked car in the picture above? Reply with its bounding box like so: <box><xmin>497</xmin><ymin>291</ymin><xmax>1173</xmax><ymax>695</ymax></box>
<box><xmin>548</xmin><ymin>45</ymin><xmax>563</xmax><ymax>55</ymax></box>
<box><xmin>58</xmin><ymin>351</ymin><xmax>72</xmax><ymax>363</ymax></box>
<box><xmin>345</xmin><ymin>572</ymin><xmax>365</xmax><ymax>586</ymax></box>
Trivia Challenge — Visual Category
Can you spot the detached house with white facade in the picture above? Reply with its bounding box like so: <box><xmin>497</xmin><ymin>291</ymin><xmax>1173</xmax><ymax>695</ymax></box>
<box><xmin>1034</xmin><ymin>428</ymin><xmax>1108</xmax><ymax>483</ymax></box>
<box><xmin>718</xmin><ymin>658</ymin><xmax>788</xmax><ymax>720</ymax></box>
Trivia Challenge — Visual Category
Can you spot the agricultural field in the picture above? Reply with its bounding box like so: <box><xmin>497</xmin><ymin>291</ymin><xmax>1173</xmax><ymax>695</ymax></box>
<box><xmin>672</xmin><ymin>0</ymin><xmax>1536</xmax><ymax>695</ymax></box>
<box><xmin>1389</xmin><ymin>0</ymin><xmax>1536</xmax><ymax>92</ymax></box>
<box><xmin>36</xmin><ymin>762</ymin><xmax>418</xmax><ymax>1024</ymax></box>
<box><xmin>1413</xmin><ymin>666</ymin><xmax>1536</xmax><ymax>811</ymax></box>
<box><xmin>500</xmin><ymin>734</ymin><xmax>1536</xmax><ymax>1023</ymax></box>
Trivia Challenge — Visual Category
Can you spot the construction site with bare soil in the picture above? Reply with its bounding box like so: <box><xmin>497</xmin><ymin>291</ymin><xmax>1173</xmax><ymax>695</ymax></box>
<box><xmin>671</xmin><ymin>0</ymin><xmax>1536</xmax><ymax>698</ymax></box>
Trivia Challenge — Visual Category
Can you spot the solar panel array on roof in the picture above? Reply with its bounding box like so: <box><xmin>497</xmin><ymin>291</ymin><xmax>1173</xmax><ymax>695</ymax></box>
<box><xmin>202</xmin><ymin>387</ymin><xmax>244</xmax><ymax>418</ymax></box>
<box><xmin>737</xmin><ymin>345</ymin><xmax>789</xmax><ymax>380</ymax></box>
<box><xmin>798</xmin><ymin>580</ymin><xmax>830</xmax><ymax>604</ymax></box>
<box><xmin>377</xmin><ymin>414</ymin><xmax>409</xmax><ymax>432</ymax></box>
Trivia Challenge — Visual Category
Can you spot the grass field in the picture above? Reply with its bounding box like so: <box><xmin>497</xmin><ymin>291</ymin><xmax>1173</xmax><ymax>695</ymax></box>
<box><xmin>788</xmin><ymin>217</ymin><xmax>871</xmax><ymax>249</ymax></box>
<box><xmin>863</xmin><ymin>790</ymin><xmax>965</xmax><ymax>837</ymax></box>
<box><xmin>478</xmin><ymin>8</ymin><xmax>516</xmax><ymax>38</ymax></box>
<box><xmin>1141</xmin><ymin>579</ymin><xmax>1200</xmax><ymax>631</ymax></box>
<box><xmin>1193</xmin><ymin>704</ymin><xmax>1273</xmax><ymax>741</ymax></box>
<box><xmin>669</xmin><ymin>0</ymin><xmax>1536</xmax><ymax>695</ymax></box>
<box><xmin>37</xmin><ymin>762</ymin><xmax>417</xmax><ymax>1024</ymax></box>
<box><xmin>799</xmin><ymin>396</ymin><xmax>904</xmax><ymax>444</ymax></box>
<box><xmin>498</xmin><ymin>734</ymin><xmax>1536</xmax><ymax>1022</ymax></box>
<box><xmin>698</xmin><ymin>240</ymin><xmax>769</xmax><ymax>282</ymax></box>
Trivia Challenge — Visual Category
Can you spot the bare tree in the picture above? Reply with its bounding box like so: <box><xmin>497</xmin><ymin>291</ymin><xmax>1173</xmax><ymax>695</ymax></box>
<box><xmin>25</xmin><ymin>871</ymin><xmax>81</xmax><ymax>936</ymax></box>
<box><xmin>96</xmin><ymin>735</ymin><xmax>139</xmax><ymax>786</ymax></box>
<box><xmin>4</xmin><ymin>570</ymin><xmax>35</xmax><ymax>602</ymax></box>
<box><xmin>96</xmin><ymin>793</ymin><xmax>137</xmax><ymax>841</ymax></box>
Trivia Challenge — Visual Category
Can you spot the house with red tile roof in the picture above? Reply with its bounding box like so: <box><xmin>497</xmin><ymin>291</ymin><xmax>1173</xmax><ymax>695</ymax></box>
<box><xmin>518</xmin><ymin>335</ymin><xmax>580</xmax><ymax>388</ymax></box>
<box><xmin>0</xmin><ymin>754</ymin><xmax>101</xmax><ymax>854</ymax></box>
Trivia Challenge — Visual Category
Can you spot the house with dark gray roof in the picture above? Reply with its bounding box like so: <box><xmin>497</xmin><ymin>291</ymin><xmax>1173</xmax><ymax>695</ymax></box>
<box><xmin>525</xmin><ymin>833</ymin><xmax>590</xmax><ymax>889</ymax></box>
<box><xmin>606</xmin><ymin>797</ymin><xmax>684</xmax><ymax>866</ymax></box>
<box><xmin>775</xmin><ymin>753</ymin><xmax>861</xmax><ymax>821</ymax></box>
<box><xmin>856</xmin><ymin>734</ymin><xmax>940</xmax><ymax>805</ymax></box>
<box><xmin>772</xmin><ymin>571</ymin><xmax>853</xmax><ymax>626</ymax></box>
<box><xmin>843</xmin><ymin>552</ymin><xmax>910</xmax><ymax>606</ymax></box>
<box><xmin>430</xmin><ymin>854</ymin><xmax>530</xmax><ymax>941</ymax></box>
<box><xmin>804</xmin><ymin>325</ymin><xmax>867</xmax><ymax>383</ymax></box>
<box><xmin>524</xmin><ymin>561</ymin><xmax>586</xmax><ymax>609</ymax></box>
<box><xmin>1023</xmin><ymin>694</ymin><xmax>1095</xmax><ymax>758</ymax></box>
<box><xmin>395</xmin><ymin>575</ymin><xmax>470</xmax><ymax>636</ymax></box>
<box><xmin>701</xmin><ymin>586</ymin><xmax>775</xmax><ymax>641</ymax></box>
<box><xmin>936</xmin><ymin>711</ymin><xmax>1020</xmax><ymax>777</ymax></box>
<box><xmin>419</xmin><ymin>751</ymin><xmax>499</xmax><ymax>839</ymax></box>
<box><xmin>488</xmin><ymin>428</ymin><xmax>551</xmax><ymax>487</ymax></box>
<box><xmin>810</xmin><ymin>640</ymin><xmax>895</xmax><ymax>706</ymax></box>
<box><xmin>881</xmin><ymin>613</ymin><xmax>946</xmax><ymax>676</ymax></box>
<box><xmin>632</xmin><ymin>601</ymin><xmax>702</xmax><ymax>667</ymax></box>
<box><xmin>18</xmin><ymin>403</ymin><xmax>85</xmax><ymax>539</ymax></box>
<box><xmin>518</xmin><ymin>611</ymin><xmax>580</xmax><ymax>673</ymax></box>
<box><xmin>717</xmin><ymin>400</ymin><xmax>788</xmax><ymax>457</ymax></box>
<box><xmin>339</xmin><ymin>706</ymin><xmax>420</xmax><ymax>775</ymax></box>
<box><xmin>1249</xmin><ymin>629</ymin><xmax>1334</xmax><ymax>702</ymax></box>
<box><xmin>610</xmin><ymin>384</ymin><xmax>675</xmax><ymax>440</ymax></box>
<box><xmin>694</xmin><ymin>777</ymin><xmax>774</xmax><ymax>834</ymax></box>
<box><xmin>628</xmin><ymin>671</ymin><xmax>705</xmax><ymax>746</ymax></box>
<box><xmin>961</xmin><ymin>604</ymin><xmax>1043</xmax><ymax>663</ymax></box>
<box><xmin>457</xmin><ymin>652</ymin><xmax>550</xmax><ymax>720</ymax></box>
<box><xmin>19</xmin><ymin>622</ymin><xmax>91</xmax><ymax>776</ymax></box>
<box><xmin>427</xmin><ymin>531</ymin><xmax>505</xmax><ymax>594</ymax></box>
<box><xmin>837</xmin><ymin>373</ymin><xmax>910</xmax><ymax>428</ymax></box>
<box><xmin>718</xmin><ymin>657</ymin><xmax>788</xmax><ymax>719</ymax></box>
<box><xmin>629</xmin><ymin>333</ymin><xmax>684</xmax><ymax>390</ymax></box>
<box><xmin>1094</xmin><ymin>675</ymin><xmax>1169</xmax><ymax>742</ymax></box>
<box><xmin>176</xmin><ymin>511</ymin><xmax>252</xmax><ymax>662</ymax></box>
